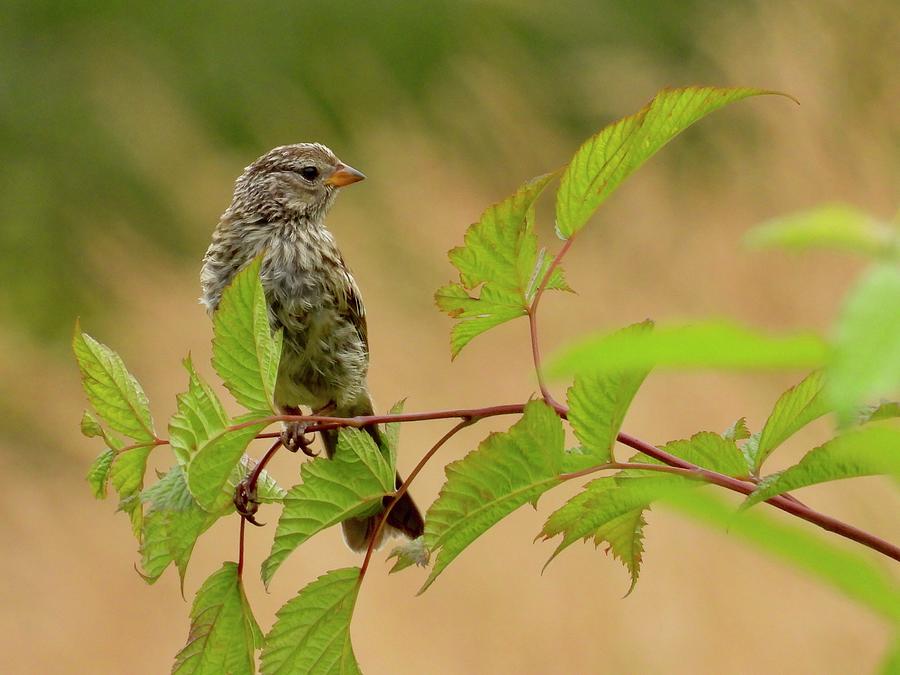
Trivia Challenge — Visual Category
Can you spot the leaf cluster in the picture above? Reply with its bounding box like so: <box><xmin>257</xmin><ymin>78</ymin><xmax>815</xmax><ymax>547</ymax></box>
<box><xmin>74</xmin><ymin>87</ymin><xmax>899</xmax><ymax>674</ymax></box>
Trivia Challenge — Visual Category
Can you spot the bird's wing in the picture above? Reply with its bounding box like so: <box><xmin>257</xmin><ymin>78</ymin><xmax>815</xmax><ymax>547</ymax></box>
<box><xmin>340</xmin><ymin>261</ymin><xmax>369</xmax><ymax>351</ymax></box>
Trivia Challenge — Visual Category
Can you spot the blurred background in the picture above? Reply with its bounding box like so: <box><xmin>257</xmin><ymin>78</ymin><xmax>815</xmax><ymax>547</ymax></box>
<box><xmin>2</xmin><ymin>0</ymin><xmax>898</xmax><ymax>672</ymax></box>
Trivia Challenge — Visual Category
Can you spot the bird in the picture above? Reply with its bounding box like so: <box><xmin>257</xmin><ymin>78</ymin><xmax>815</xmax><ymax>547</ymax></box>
<box><xmin>199</xmin><ymin>143</ymin><xmax>424</xmax><ymax>552</ymax></box>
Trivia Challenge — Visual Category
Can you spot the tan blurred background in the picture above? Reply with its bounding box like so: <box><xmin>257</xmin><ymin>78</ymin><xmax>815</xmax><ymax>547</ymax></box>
<box><xmin>2</xmin><ymin>1</ymin><xmax>898</xmax><ymax>673</ymax></box>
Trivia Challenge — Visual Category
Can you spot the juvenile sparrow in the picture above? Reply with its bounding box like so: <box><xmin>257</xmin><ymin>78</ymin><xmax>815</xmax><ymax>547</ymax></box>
<box><xmin>200</xmin><ymin>143</ymin><xmax>424</xmax><ymax>551</ymax></box>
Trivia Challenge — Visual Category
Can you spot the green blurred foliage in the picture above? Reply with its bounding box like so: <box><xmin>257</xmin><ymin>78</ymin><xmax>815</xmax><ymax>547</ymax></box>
<box><xmin>1</xmin><ymin>0</ymin><xmax>720</xmax><ymax>343</ymax></box>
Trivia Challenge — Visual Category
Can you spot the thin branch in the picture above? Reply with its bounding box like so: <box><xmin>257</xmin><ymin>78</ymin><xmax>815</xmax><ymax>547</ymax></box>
<box><xmin>237</xmin><ymin>516</ymin><xmax>246</xmax><ymax>579</ymax></box>
<box><xmin>532</xmin><ymin>235</ymin><xmax>575</xmax><ymax>310</ymax></box>
<box><xmin>526</xmin><ymin>235</ymin><xmax>575</xmax><ymax>408</ymax></box>
<box><xmin>228</xmin><ymin>403</ymin><xmax>528</xmax><ymax>435</ymax></box>
<box><xmin>615</xmin><ymin>432</ymin><xmax>900</xmax><ymax>562</ymax></box>
<box><xmin>515</xmin><ymin>231</ymin><xmax>894</xmax><ymax>558</ymax></box>
<box><xmin>246</xmin><ymin>438</ymin><xmax>284</xmax><ymax>495</ymax></box>
<box><xmin>527</xmin><ymin>308</ymin><xmax>560</xmax><ymax>408</ymax></box>
<box><xmin>224</xmin><ymin>401</ymin><xmax>898</xmax><ymax>563</ymax></box>
<box><xmin>359</xmin><ymin>418</ymin><xmax>477</xmax><ymax>580</ymax></box>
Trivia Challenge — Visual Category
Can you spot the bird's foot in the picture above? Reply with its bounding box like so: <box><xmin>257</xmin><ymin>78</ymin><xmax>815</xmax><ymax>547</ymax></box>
<box><xmin>233</xmin><ymin>480</ymin><xmax>264</xmax><ymax>526</ymax></box>
<box><xmin>282</xmin><ymin>421</ymin><xmax>318</xmax><ymax>456</ymax></box>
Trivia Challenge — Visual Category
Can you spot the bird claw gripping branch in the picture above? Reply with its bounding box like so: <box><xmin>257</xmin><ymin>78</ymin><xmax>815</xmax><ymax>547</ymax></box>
<box><xmin>281</xmin><ymin>422</ymin><xmax>319</xmax><ymax>456</ymax></box>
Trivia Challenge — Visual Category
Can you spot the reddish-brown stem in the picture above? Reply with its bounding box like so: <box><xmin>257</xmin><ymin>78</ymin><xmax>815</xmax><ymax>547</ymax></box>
<box><xmin>245</xmin><ymin>438</ymin><xmax>284</xmax><ymax>496</ymax></box>
<box><xmin>615</xmin><ymin>432</ymin><xmax>900</xmax><ymax>562</ymax></box>
<box><xmin>237</xmin><ymin>516</ymin><xmax>246</xmax><ymax>578</ymax></box>
<box><xmin>358</xmin><ymin>418</ymin><xmax>476</xmax><ymax>580</ymax></box>
<box><xmin>227</xmin><ymin>402</ymin><xmax>898</xmax><ymax>563</ymax></box>
<box><xmin>526</xmin><ymin>235</ymin><xmax>576</xmax><ymax>408</ymax></box>
<box><xmin>228</xmin><ymin>404</ymin><xmax>528</xmax><ymax>436</ymax></box>
<box><xmin>527</xmin><ymin>308</ymin><xmax>560</xmax><ymax>408</ymax></box>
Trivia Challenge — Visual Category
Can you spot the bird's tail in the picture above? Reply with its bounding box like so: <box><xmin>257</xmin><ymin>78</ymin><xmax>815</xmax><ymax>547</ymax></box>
<box><xmin>321</xmin><ymin>425</ymin><xmax>425</xmax><ymax>553</ymax></box>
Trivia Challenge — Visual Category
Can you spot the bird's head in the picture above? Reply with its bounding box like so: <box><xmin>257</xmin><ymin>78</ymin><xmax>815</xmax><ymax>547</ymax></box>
<box><xmin>232</xmin><ymin>143</ymin><xmax>365</xmax><ymax>223</ymax></box>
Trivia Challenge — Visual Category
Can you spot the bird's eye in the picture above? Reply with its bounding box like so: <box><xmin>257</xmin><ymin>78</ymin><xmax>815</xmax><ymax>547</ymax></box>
<box><xmin>298</xmin><ymin>166</ymin><xmax>319</xmax><ymax>181</ymax></box>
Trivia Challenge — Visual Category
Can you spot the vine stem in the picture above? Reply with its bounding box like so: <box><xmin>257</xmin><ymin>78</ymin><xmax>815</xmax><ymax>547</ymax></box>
<box><xmin>237</xmin><ymin>515</ymin><xmax>246</xmax><ymax>579</ymax></box>
<box><xmin>224</xmin><ymin>400</ymin><xmax>899</xmax><ymax>564</ymax></box>
<box><xmin>558</xmin><ymin>459</ymin><xmax>900</xmax><ymax>561</ymax></box>
<box><xmin>245</xmin><ymin>437</ymin><xmax>284</xmax><ymax>498</ymax></box>
<box><xmin>527</xmin><ymin>234</ymin><xmax>575</xmax><ymax>408</ymax></box>
<box><xmin>227</xmin><ymin>404</ymin><xmax>528</xmax><ymax>436</ymax></box>
<box><xmin>358</xmin><ymin>418</ymin><xmax>476</xmax><ymax>581</ymax></box>
<box><xmin>614</xmin><ymin>432</ymin><xmax>900</xmax><ymax>562</ymax></box>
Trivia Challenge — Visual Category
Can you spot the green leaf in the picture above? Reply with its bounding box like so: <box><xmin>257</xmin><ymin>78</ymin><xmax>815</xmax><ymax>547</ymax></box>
<box><xmin>262</xmin><ymin>428</ymin><xmax>395</xmax><ymax>586</ymax></box>
<box><xmin>744</xmin><ymin>423</ymin><xmax>900</xmax><ymax>508</ymax></box>
<box><xmin>80</xmin><ymin>410</ymin><xmax>104</xmax><ymax>438</ymax></box>
<box><xmin>858</xmin><ymin>401</ymin><xmax>900</xmax><ymax>425</ymax></box>
<box><xmin>261</xmin><ymin>567</ymin><xmax>361</xmax><ymax>675</ymax></box>
<box><xmin>110</xmin><ymin>444</ymin><xmax>155</xmax><ymax>538</ymax></box>
<box><xmin>665</xmin><ymin>489</ymin><xmax>900</xmax><ymax>621</ymax></box>
<box><xmin>387</xmin><ymin>537</ymin><xmax>430</xmax><ymax>574</ymax></box>
<box><xmin>83</xmin><ymin>410</ymin><xmax>123</xmax><ymax>500</ymax></box>
<box><xmin>828</xmin><ymin>264</ymin><xmax>900</xmax><ymax>421</ymax></box>
<box><xmin>139</xmin><ymin>466</ymin><xmax>218</xmax><ymax>586</ymax></box>
<box><xmin>745</xmin><ymin>204</ymin><xmax>899</xmax><ymax>259</ymax></box>
<box><xmin>73</xmin><ymin>327</ymin><xmax>156</xmax><ymax>442</ymax></box>
<box><xmin>566</xmin><ymin>321</ymin><xmax>653</xmax><ymax>468</ymax></box>
<box><xmin>169</xmin><ymin>356</ymin><xmax>229</xmax><ymax>465</ymax></box>
<box><xmin>81</xmin><ymin>405</ymin><xmax>154</xmax><ymax>534</ymax></box>
<box><xmin>751</xmin><ymin>371</ymin><xmax>830</xmax><ymax>472</ymax></box>
<box><xmin>723</xmin><ymin>417</ymin><xmax>751</xmax><ymax>443</ymax></box>
<box><xmin>211</xmin><ymin>257</ymin><xmax>282</xmax><ymax>414</ymax></box>
<box><xmin>172</xmin><ymin>562</ymin><xmax>262</xmax><ymax>675</ymax></box>
<box><xmin>555</xmin><ymin>86</ymin><xmax>781</xmax><ymax>237</ymax></box>
<box><xmin>540</xmin><ymin>474</ymin><xmax>694</xmax><ymax>592</ymax></box>
<box><xmin>435</xmin><ymin>173</ymin><xmax>569</xmax><ymax>357</ymax></box>
<box><xmin>86</xmin><ymin>448</ymin><xmax>116</xmax><ymax>499</ymax></box>
<box><xmin>434</xmin><ymin>284</ymin><xmax>525</xmax><ymax>358</ymax></box>
<box><xmin>549</xmin><ymin>320</ymin><xmax>827</xmax><ymax>377</ymax></box>
<box><xmin>382</xmin><ymin>399</ymin><xmax>406</xmax><ymax>471</ymax></box>
<box><xmin>188</xmin><ymin>422</ymin><xmax>267</xmax><ymax>512</ymax></box>
<box><xmin>421</xmin><ymin>400</ymin><xmax>564</xmax><ymax>592</ymax></box>
<box><xmin>882</xmin><ymin>636</ymin><xmax>900</xmax><ymax>675</ymax></box>
<box><xmin>632</xmin><ymin>431</ymin><xmax>748</xmax><ymax>478</ymax></box>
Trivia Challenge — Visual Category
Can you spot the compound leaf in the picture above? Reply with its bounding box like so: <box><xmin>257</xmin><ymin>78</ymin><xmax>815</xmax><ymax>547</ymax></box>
<box><xmin>540</xmin><ymin>474</ymin><xmax>694</xmax><ymax>592</ymax></box>
<box><xmin>188</xmin><ymin>422</ymin><xmax>267</xmax><ymax>512</ymax></box>
<box><xmin>745</xmin><ymin>423</ymin><xmax>900</xmax><ymax>508</ymax></box>
<box><xmin>140</xmin><ymin>465</ymin><xmax>218</xmax><ymax>586</ymax></box>
<box><xmin>110</xmin><ymin>444</ymin><xmax>155</xmax><ymax>538</ymax></box>
<box><xmin>638</xmin><ymin>431</ymin><xmax>748</xmax><ymax>478</ymax></box>
<box><xmin>172</xmin><ymin>562</ymin><xmax>262</xmax><ymax>675</ymax></box>
<box><xmin>169</xmin><ymin>356</ymin><xmax>229</xmax><ymax>465</ymax></box>
<box><xmin>211</xmin><ymin>257</ymin><xmax>282</xmax><ymax>415</ymax></box>
<box><xmin>556</xmin><ymin>86</ymin><xmax>780</xmax><ymax>237</ymax></box>
<box><xmin>750</xmin><ymin>370</ymin><xmax>830</xmax><ymax>472</ymax></box>
<box><xmin>261</xmin><ymin>567</ymin><xmax>361</xmax><ymax>675</ymax></box>
<box><xmin>435</xmin><ymin>173</ymin><xmax>568</xmax><ymax>357</ymax></box>
<box><xmin>73</xmin><ymin>327</ymin><xmax>155</xmax><ymax>442</ymax></box>
<box><xmin>566</xmin><ymin>321</ymin><xmax>653</xmax><ymax>469</ymax></box>
<box><xmin>421</xmin><ymin>400</ymin><xmax>564</xmax><ymax>592</ymax></box>
<box><xmin>262</xmin><ymin>429</ymin><xmax>394</xmax><ymax>586</ymax></box>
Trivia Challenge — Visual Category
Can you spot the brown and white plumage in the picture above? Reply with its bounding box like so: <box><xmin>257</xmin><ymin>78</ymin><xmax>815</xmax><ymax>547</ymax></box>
<box><xmin>200</xmin><ymin>143</ymin><xmax>423</xmax><ymax>551</ymax></box>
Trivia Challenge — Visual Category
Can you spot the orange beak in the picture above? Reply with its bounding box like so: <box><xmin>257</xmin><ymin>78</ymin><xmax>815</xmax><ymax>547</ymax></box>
<box><xmin>325</xmin><ymin>162</ymin><xmax>366</xmax><ymax>187</ymax></box>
